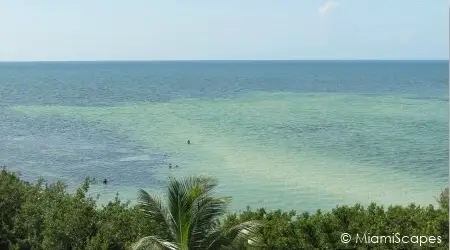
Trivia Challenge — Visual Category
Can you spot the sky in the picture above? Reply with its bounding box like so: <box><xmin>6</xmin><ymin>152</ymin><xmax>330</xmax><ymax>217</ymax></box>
<box><xmin>0</xmin><ymin>0</ymin><xmax>448</xmax><ymax>61</ymax></box>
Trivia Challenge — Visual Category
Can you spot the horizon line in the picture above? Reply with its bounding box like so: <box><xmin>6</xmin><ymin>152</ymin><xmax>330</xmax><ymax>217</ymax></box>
<box><xmin>0</xmin><ymin>59</ymin><xmax>447</xmax><ymax>63</ymax></box>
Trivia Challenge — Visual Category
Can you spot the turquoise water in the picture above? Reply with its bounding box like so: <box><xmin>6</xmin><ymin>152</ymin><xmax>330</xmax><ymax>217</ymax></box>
<box><xmin>1</xmin><ymin>61</ymin><xmax>448</xmax><ymax>212</ymax></box>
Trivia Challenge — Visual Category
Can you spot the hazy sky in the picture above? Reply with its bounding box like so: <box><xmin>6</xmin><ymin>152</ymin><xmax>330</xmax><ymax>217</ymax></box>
<box><xmin>0</xmin><ymin>0</ymin><xmax>448</xmax><ymax>61</ymax></box>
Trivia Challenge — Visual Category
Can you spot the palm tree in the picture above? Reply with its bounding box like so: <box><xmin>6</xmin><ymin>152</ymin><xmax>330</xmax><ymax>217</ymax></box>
<box><xmin>132</xmin><ymin>176</ymin><xmax>262</xmax><ymax>250</ymax></box>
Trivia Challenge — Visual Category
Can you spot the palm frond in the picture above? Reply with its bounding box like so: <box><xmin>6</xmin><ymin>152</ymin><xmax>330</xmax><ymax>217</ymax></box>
<box><xmin>166</xmin><ymin>176</ymin><xmax>198</xmax><ymax>248</ymax></box>
<box><xmin>202</xmin><ymin>220</ymin><xmax>263</xmax><ymax>250</ymax></box>
<box><xmin>188</xmin><ymin>196</ymin><xmax>231</xmax><ymax>249</ymax></box>
<box><xmin>165</xmin><ymin>176</ymin><xmax>223</xmax><ymax>249</ymax></box>
<box><xmin>226</xmin><ymin>220</ymin><xmax>263</xmax><ymax>247</ymax></box>
<box><xmin>132</xmin><ymin>235</ymin><xmax>179</xmax><ymax>250</ymax></box>
<box><xmin>135</xmin><ymin>176</ymin><xmax>255</xmax><ymax>250</ymax></box>
<box><xmin>189</xmin><ymin>176</ymin><xmax>219</xmax><ymax>197</ymax></box>
<box><xmin>137</xmin><ymin>189</ymin><xmax>174</xmax><ymax>238</ymax></box>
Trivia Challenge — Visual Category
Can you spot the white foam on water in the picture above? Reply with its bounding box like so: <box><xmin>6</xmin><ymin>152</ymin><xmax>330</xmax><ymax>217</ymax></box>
<box><xmin>118</xmin><ymin>155</ymin><xmax>154</xmax><ymax>162</ymax></box>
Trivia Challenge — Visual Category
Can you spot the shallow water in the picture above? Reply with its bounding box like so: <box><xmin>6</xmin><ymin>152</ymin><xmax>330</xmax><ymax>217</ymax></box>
<box><xmin>1</xmin><ymin>61</ymin><xmax>448</xmax><ymax>212</ymax></box>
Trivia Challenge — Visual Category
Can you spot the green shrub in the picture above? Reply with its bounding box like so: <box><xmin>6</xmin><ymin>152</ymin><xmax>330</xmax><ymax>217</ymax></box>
<box><xmin>0</xmin><ymin>168</ymin><xmax>448</xmax><ymax>250</ymax></box>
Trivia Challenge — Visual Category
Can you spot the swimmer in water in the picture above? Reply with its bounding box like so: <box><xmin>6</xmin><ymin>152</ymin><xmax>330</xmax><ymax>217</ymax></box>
<box><xmin>103</xmin><ymin>178</ymin><xmax>108</xmax><ymax>184</ymax></box>
<box><xmin>187</xmin><ymin>140</ymin><xmax>191</xmax><ymax>145</ymax></box>
<box><xmin>169</xmin><ymin>163</ymin><xmax>172</xmax><ymax>169</ymax></box>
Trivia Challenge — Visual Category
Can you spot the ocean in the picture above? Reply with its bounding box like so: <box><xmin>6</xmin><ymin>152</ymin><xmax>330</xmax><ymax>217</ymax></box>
<box><xmin>0</xmin><ymin>60</ymin><xmax>448</xmax><ymax>212</ymax></box>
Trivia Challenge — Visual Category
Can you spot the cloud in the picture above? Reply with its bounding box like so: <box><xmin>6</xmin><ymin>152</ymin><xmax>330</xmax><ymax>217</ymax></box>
<box><xmin>318</xmin><ymin>0</ymin><xmax>340</xmax><ymax>20</ymax></box>
<box><xmin>315</xmin><ymin>0</ymin><xmax>341</xmax><ymax>47</ymax></box>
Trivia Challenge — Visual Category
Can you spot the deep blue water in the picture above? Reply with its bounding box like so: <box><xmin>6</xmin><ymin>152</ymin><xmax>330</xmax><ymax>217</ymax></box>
<box><xmin>0</xmin><ymin>61</ymin><xmax>447</xmax><ymax>106</ymax></box>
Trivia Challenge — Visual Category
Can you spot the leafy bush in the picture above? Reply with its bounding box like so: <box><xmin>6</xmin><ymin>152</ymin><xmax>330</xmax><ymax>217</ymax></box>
<box><xmin>223</xmin><ymin>192</ymin><xmax>449</xmax><ymax>250</ymax></box>
<box><xmin>0</xmin><ymin>168</ymin><xmax>448</xmax><ymax>249</ymax></box>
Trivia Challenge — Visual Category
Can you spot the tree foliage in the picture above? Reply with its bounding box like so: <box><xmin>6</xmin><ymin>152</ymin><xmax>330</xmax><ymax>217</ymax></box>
<box><xmin>0</xmin><ymin>168</ymin><xmax>448</xmax><ymax>250</ymax></box>
<box><xmin>132</xmin><ymin>176</ymin><xmax>261</xmax><ymax>250</ymax></box>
